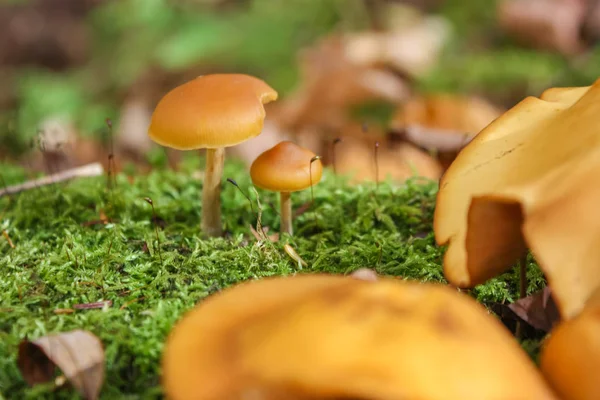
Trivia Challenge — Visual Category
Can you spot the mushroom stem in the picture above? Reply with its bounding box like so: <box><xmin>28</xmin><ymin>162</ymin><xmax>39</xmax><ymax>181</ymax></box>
<box><xmin>280</xmin><ymin>191</ymin><xmax>293</xmax><ymax>236</ymax></box>
<box><xmin>519</xmin><ymin>254</ymin><xmax>528</xmax><ymax>299</ymax></box>
<box><xmin>201</xmin><ymin>147</ymin><xmax>225</xmax><ymax>237</ymax></box>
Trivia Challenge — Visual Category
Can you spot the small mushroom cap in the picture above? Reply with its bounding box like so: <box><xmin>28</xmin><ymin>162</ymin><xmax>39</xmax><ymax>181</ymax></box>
<box><xmin>162</xmin><ymin>274</ymin><xmax>556</xmax><ymax>400</ymax></box>
<box><xmin>434</xmin><ymin>79</ymin><xmax>600</xmax><ymax>319</ymax></box>
<box><xmin>250</xmin><ymin>141</ymin><xmax>322</xmax><ymax>192</ymax></box>
<box><xmin>541</xmin><ymin>289</ymin><xmax>600</xmax><ymax>400</ymax></box>
<box><xmin>148</xmin><ymin>74</ymin><xmax>278</xmax><ymax>150</ymax></box>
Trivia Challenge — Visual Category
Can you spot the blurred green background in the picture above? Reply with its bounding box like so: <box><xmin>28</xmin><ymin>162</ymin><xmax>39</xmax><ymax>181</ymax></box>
<box><xmin>1</xmin><ymin>0</ymin><xmax>599</xmax><ymax>157</ymax></box>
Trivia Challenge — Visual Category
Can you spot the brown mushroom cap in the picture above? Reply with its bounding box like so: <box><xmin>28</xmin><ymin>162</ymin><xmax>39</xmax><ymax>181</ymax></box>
<box><xmin>250</xmin><ymin>141</ymin><xmax>323</xmax><ymax>192</ymax></box>
<box><xmin>434</xmin><ymin>79</ymin><xmax>600</xmax><ymax>319</ymax></box>
<box><xmin>162</xmin><ymin>274</ymin><xmax>556</xmax><ymax>400</ymax></box>
<box><xmin>390</xmin><ymin>95</ymin><xmax>503</xmax><ymax>152</ymax></box>
<box><xmin>148</xmin><ymin>74</ymin><xmax>278</xmax><ymax>150</ymax></box>
<box><xmin>540</xmin><ymin>288</ymin><xmax>600</xmax><ymax>400</ymax></box>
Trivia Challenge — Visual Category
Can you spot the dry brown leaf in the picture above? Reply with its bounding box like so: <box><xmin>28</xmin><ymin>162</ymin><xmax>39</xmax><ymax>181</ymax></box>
<box><xmin>249</xmin><ymin>225</ymin><xmax>279</xmax><ymax>243</ymax></box>
<box><xmin>334</xmin><ymin>136</ymin><xmax>442</xmax><ymax>184</ymax></box>
<box><xmin>17</xmin><ymin>330</ymin><xmax>104</xmax><ymax>400</ymax></box>
<box><xmin>498</xmin><ymin>0</ymin><xmax>587</xmax><ymax>55</ymax></box>
<box><xmin>344</xmin><ymin>16</ymin><xmax>451</xmax><ymax>78</ymax></box>
<box><xmin>508</xmin><ymin>287</ymin><xmax>560</xmax><ymax>332</ymax></box>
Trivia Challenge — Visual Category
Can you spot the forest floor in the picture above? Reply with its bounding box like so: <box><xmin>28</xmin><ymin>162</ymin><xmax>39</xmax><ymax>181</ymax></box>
<box><xmin>0</xmin><ymin>156</ymin><xmax>546</xmax><ymax>399</ymax></box>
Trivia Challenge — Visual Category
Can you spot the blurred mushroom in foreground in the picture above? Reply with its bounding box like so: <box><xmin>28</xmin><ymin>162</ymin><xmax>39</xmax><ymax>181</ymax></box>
<box><xmin>162</xmin><ymin>274</ymin><xmax>556</xmax><ymax>400</ymax></box>
<box><xmin>540</xmin><ymin>288</ymin><xmax>600</xmax><ymax>400</ymax></box>
<box><xmin>434</xmin><ymin>79</ymin><xmax>600</xmax><ymax>320</ymax></box>
<box><xmin>147</xmin><ymin>74</ymin><xmax>278</xmax><ymax>237</ymax></box>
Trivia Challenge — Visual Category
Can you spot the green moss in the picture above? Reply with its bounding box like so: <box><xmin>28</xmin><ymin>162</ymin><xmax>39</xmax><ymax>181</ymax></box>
<box><xmin>0</xmin><ymin>159</ymin><xmax>544</xmax><ymax>398</ymax></box>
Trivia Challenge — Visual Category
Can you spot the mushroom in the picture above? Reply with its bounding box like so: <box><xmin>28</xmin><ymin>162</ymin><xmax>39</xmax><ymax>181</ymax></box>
<box><xmin>434</xmin><ymin>79</ymin><xmax>600</xmax><ymax>319</ymax></box>
<box><xmin>390</xmin><ymin>94</ymin><xmax>503</xmax><ymax>169</ymax></box>
<box><xmin>540</xmin><ymin>288</ymin><xmax>600</xmax><ymax>400</ymax></box>
<box><xmin>250</xmin><ymin>141</ymin><xmax>322</xmax><ymax>236</ymax></box>
<box><xmin>148</xmin><ymin>74</ymin><xmax>278</xmax><ymax>237</ymax></box>
<box><xmin>162</xmin><ymin>274</ymin><xmax>557</xmax><ymax>400</ymax></box>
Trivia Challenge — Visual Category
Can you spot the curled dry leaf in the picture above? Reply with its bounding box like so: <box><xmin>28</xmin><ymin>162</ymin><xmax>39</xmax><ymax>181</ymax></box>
<box><xmin>17</xmin><ymin>330</ymin><xmax>104</xmax><ymax>400</ymax></box>
<box><xmin>540</xmin><ymin>288</ymin><xmax>600</xmax><ymax>400</ymax></box>
<box><xmin>507</xmin><ymin>286</ymin><xmax>560</xmax><ymax>332</ymax></box>
<box><xmin>498</xmin><ymin>0</ymin><xmax>587</xmax><ymax>56</ymax></box>
<box><xmin>434</xmin><ymin>79</ymin><xmax>600</xmax><ymax>320</ymax></box>
<box><xmin>162</xmin><ymin>274</ymin><xmax>556</xmax><ymax>399</ymax></box>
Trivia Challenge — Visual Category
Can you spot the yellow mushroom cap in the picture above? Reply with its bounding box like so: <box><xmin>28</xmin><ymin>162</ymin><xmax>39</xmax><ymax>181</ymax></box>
<box><xmin>250</xmin><ymin>141</ymin><xmax>323</xmax><ymax>192</ymax></box>
<box><xmin>541</xmin><ymin>289</ymin><xmax>600</xmax><ymax>400</ymax></box>
<box><xmin>434</xmin><ymin>78</ymin><xmax>600</xmax><ymax>319</ymax></box>
<box><xmin>162</xmin><ymin>274</ymin><xmax>556</xmax><ymax>400</ymax></box>
<box><xmin>148</xmin><ymin>74</ymin><xmax>278</xmax><ymax>150</ymax></box>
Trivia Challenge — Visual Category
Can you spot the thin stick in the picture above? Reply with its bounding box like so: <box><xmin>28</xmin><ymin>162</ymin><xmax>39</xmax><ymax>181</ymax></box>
<box><xmin>226</xmin><ymin>178</ymin><xmax>254</xmax><ymax>213</ymax></box>
<box><xmin>280</xmin><ymin>191</ymin><xmax>292</xmax><ymax>236</ymax></box>
<box><xmin>374</xmin><ymin>141</ymin><xmax>380</xmax><ymax>190</ymax></box>
<box><xmin>516</xmin><ymin>253</ymin><xmax>528</xmax><ymax>339</ymax></box>
<box><xmin>144</xmin><ymin>197</ymin><xmax>163</xmax><ymax>264</ymax></box>
<box><xmin>106</xmin><ymin>118</ymin><xmax>116</xmax><ymax>191</ymax></box>
<box><xmin>0</xmin><ymin>163</ymin><xmax>104</xmax><ymax>198</ymax></box>
<box><xmin>332</xmin><ymin>138</ymin><xmax>342</xmax><ymax>175</ymax></box>
<box><xmin>201</xmin><ymin>147</ymin><xmax>225</xmax><ymax>237</ymax></box>
<box><xmin>309</xmin><ymin>155</ymin><xmax>321</xmax><ymax>205</ymax></box>
<box><xmin>519</xmin><ymin>253</ymin><xmax>528</xmax><ymax>299</ymax></box>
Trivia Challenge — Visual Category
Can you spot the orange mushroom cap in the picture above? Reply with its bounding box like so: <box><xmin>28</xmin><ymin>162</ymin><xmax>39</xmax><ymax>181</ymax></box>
<box><xmin>162</xmin><ymin>274</ymin><xmax>556</xmax><ymax>400</ymax></box>
<box><xmin>148</xmin><ymin>74</ymin><xmax>278</xmax><ymax>150</ymax></box>
<box><xmin>250</xmin><ymin>141</ymin><xmax>323</xmax><ymax>192</ymax></box>
<box><xmin>434</xmin><ymin>79</ymin><xmax>600</xmax><ymax>319</ymax></box>
<box><xmin>541</xmin><ymin>288</ymin><xmax>600</xmax><ymax>400</ymax></box>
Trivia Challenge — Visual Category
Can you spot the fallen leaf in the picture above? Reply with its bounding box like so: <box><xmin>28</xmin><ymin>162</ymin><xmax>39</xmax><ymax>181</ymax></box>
<box><xmin>508</xmin><ymin>287</ymin><xmax>560</xmax><ymax>332</ymax></box>
<box><xmin>73</xmin><ymin>301</ymin><xmax>112</xmax><ymax>310</ymax></box>
<box><xmin>17</xmin><ymin>330</ymin><xmax>104</xmax><ymax>400</ymax></box>
<box><xmin>249</xmin><ymin>225</ymin><xmax>279</xmax><ymax>243</ymax></box>
<box><xmin>498</xmin><ymin>0</ymin><xmax>587</xmax><ymax>56</ymax></box>
<box><xmin>344</xmin><ymin>15</ymin><xmax>452</xmax><ymax>78</ymax></box>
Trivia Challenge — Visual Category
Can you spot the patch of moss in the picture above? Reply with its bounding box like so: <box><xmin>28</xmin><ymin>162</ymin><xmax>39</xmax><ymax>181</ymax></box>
<box><xmin>0</xmin><ymin>158</ymin><xmax>544</xmax><ymax>398</ymax></box>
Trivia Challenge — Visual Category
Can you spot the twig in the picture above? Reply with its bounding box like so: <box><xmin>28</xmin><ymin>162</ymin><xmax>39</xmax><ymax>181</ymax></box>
<box><xmin>2</xmin><ymin>230</ymin><xmax>14</xmax><ymax>248</ymax></box>
<box><xmin>0</xmin><ymin>163</ymin><xmax>104</xmax><ymax>198</ymax></box>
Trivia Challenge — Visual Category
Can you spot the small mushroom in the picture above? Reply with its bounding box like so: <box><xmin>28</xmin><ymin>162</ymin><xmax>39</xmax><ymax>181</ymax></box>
<box><xmin>540</xmin><ymin>288</ymin><xmax>600</xmax><ymax>400</ymax></box>
<box><xmin>434</xmin><ymin>79</ymin><xmax>600</xmax><ymax>319</ymax></box>
<box><xmin>162</xmin><ymin>274</ymin><xmax>556</xmax><ymax>400</ymax></box>
<box><xmin>148</xmin><ymin>74</ymin><xmax>278</xmax><ymax>237</ymax></box>
<box><xmin>250</xmin><ymin>141</ymin><xmax>322</xmax><ymax>236</ymax></box>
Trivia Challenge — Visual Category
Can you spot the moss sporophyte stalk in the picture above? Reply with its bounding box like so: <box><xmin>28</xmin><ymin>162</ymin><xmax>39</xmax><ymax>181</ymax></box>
<box><xmin>0</xmin><ymin>160</ymin><xmax>545</xmax><ymax>398</ymax></box>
